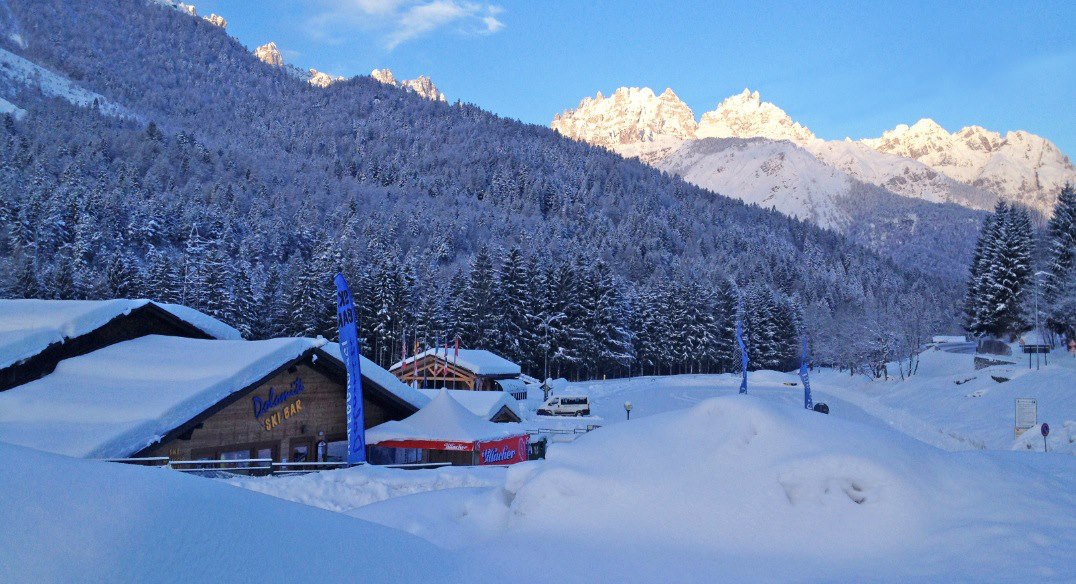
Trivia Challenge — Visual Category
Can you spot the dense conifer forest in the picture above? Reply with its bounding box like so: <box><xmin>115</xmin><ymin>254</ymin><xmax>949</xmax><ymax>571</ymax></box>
<box><xmin>0</xmin><ymin>0</ymin><xmax>966</xmax><ymax>379</ymax></box>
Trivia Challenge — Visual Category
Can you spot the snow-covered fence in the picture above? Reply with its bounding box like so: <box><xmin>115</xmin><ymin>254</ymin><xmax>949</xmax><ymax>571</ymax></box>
<box><xmin>101</xmin><ymin>457</ymin><xmax>454</xmax><ymax>475</ymax></box>
<box><xmin>527</xmin><ymin>426</ymin><xmax>601</xmax><ymax>436</ymax></box>
<box><xmin>100</xmin><ymin>456</ymin><xmax>169</xmax><ymax>467</ymax></box>
<box><xmin>169</xmin><ymin>458</ymin><xmax>274</xmax><ymax>475</ymax></box>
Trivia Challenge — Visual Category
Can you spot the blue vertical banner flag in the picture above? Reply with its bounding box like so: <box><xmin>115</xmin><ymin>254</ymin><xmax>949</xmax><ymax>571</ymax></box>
<box><xmin>334</xmin><ymin>273</ymin><xmax>366</xmax><ymax>464</ymax></box>
<box><xmin>736</xmin><ymin>320</ymin><xmax>748</xmax><ymax>394</ymax></box>
<box><xmin>800</xmin><ymin>336</ymin><xmax>813</xmax><ymax>410</ymax></box>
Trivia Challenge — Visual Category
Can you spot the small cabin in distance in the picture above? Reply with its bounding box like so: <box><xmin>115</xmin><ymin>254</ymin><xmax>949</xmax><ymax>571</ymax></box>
<box><xmin>389</xmin><ymin>348</ymin><xmax>527</xmax><ymax>399</ymax></box>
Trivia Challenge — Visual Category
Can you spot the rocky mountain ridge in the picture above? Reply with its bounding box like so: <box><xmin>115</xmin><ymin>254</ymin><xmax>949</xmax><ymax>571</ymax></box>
<box><xmin>370</xmin><ymin>69</ymin><xmax>446</xmax><ymax>102</ymax></box>
<box><xmin>553</xmin><ymin>86</ymin><xmax>1075</xmax><ymax>217</ymax></box>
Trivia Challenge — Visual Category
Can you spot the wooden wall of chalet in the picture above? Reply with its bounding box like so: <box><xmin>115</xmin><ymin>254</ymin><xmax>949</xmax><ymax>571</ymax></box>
<box><xmin>392</xmin><ymin>355</ymin><xmax>499</xmax><ymax>390</ymax></box>
<box><xmin>142</xmin><ymin>359</ymin><xmax>409</xmax><ymax>462</ymax></box>
<box><xmin>0</xmin><ymin>304</ymin><xmax>215</xmax><ymax>392</ymax></box>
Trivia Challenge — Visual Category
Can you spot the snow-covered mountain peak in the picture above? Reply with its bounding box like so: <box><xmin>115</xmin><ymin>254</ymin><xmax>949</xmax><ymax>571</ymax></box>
<box><xmin>862</xmin><ymin>118</ymin><xmax>1075</xmax><ymax>214</ymax></box>
<box><xmin>551</xmin><ymin>86</ymin><xmax>697</xmax><ymax>150</ymax></box>
<box><xmin>370</xmin><ymin>69</ymin><xmax>446</xmax><ymax>102</ymax></box>
<box><xmin>553</xmin><ymin>85</ymin><xmax>1075</xmax><ymax>217</ymax></box>
<box><xmin>253</xmin><ymin>42</ymin><xmax>283</xmax><ymax>68</ymax></box>
<box><xmin>955</xmin><ymin>125</ymin><xmax>1003</xmax><ymax>153</ymax></box>
<box><xmin>370</xmin><ymin>68</ymin><xmax>397</xmax><ymax>86</ymax></box>
<box><xmin>696</xmin><ymin>88</ymin><xmax>816</xmax><ymax>145</ymax></box>
<box><xmin>203</xmin><ymin>13</ymin><xmax>226</xmax><ymax>29</ymax></box>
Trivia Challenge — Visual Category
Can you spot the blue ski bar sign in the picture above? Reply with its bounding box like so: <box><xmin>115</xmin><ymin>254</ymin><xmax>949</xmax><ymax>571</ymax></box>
<box><xmin>335</xmin><ymin>273</ymin><xmax>366</xmax><ymax>464</ymax></box>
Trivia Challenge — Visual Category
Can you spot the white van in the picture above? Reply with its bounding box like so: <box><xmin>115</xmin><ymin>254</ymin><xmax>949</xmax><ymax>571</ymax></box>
<box><xmin>536</xmin><ymin>395</ymin><xmax>590</xmax><ymax>417</ymax></box>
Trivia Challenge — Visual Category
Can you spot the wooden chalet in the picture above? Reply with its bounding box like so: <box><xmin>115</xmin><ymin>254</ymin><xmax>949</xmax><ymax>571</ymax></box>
<box><xmin>0</xmin><ymin>299</ymin><xmax>241</xmax><ymax>392</ymax></box>
<box><xmin>390</xmin><ymin>348</ymin><xmax>527</xmax><ymax>399</ymax></box>
<box><xmin>0</xmin><ymin>336</ymin><xmax>429</xmax><ymax>466</ymax></box>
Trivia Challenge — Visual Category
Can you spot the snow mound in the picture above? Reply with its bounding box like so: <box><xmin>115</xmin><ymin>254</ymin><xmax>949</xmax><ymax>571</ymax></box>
<box><xmin>226</xmin><ymin>463</ymin><xmax>506</xmax><ymax>513</ymax></box>
<box><xmin>1013</xmin><ymin>422</ymin><xmax>1076</xmax><ymax>455</ymax></box>
<box><xmin>505</xmin><ymin>396</ymin><xmax>934</xmax><ymax>555</ymax></box>
<box><xmin>352</xmin><ymin>395</ymin><xmax>1076</xmax><ymax>582</ymax></box>
<box><xmin>0</xmin><ymin>442</ymin><xmax>461</xmax><ymax>583</ymax></box>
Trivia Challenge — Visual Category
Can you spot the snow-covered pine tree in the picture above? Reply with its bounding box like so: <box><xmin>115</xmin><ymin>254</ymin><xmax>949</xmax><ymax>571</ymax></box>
<box><xmin>712</xmin><ymin>279</ymin><xmax>740</xmax><ymax>373</ymax></box>
<box><xmin>1044</xmin><ymin>183</ymin><xmax>1076</xmax><ymax>337</ymax></box>
<box><xmin>581</xmin><ymin>259</ymin><xmax>633</xmax><ymax>377</ymax></box>
<box><xmin>180</xmin><ymin>225</ymin><xmax>208</xmax><ymax>307</ymax></box>
<box><xmin>496</xmin><ymin>247</ymin><xmax>532</xmax><ymax>368</ymax></box>
<box><xmin>980</xmin><ymin>203</ymin><xmax>1033</xmax><ymax>338</ymax></box>
<box><xmin>544</xmin><ymin>259</ymin><xmax>583</xmax><ymax>378</ymax></box>
<box><xmin>459</xmin><ymin>247</ymin><xmax>500</xmax><ymax>349</ymax></box>
<box><xmin>287</xmin><ymin>251</ymin><xmax>329</xmax><ymax>338</ymax></box>
<box><xmin>228</xmin><ymin>260</ymin><xmax>257</xmax><ymax>338</ymax></box>
<box><xmin>105</xmin><ymin>249</ymin><xmax>140</xmax><ymax>299</ymax></box>
<box><xmin>49</xmin><ymin>252</ymin><xmax>76</xmax><ymax>300</ymax></box>
<box><xmin>10</xmin><ymin>254</ymin><xmax>40</xmax><ymax>299</ymax></box>
<box><xmin>253</xmin><ymin>262</ymin><xmax>290</xmax><ymax>340</ymax></box>
<box><xmin>144</xmin><ymin>246</ymin><xmax>180</xmax><ymax>304</ymax></box>
<box><xmin>742</xmin><ymin>283</ymin><xmax>783</xmax><ymax>370</ymax></box>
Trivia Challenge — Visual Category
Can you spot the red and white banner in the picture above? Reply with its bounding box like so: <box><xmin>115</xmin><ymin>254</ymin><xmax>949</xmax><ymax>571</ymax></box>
<box><xmin>376</xmin><ymin>439</ymin><xmax>474</xmax><ymax>451</ymax></box>
<box><xmin>374</xmin><ymin>435</ymin><xmax>528</xmax><ymax>465</ymax></box>
<box><xmin>475</xmin><ymin>435</ymin><xmax>529</xmax><ymax>465</ymax></box>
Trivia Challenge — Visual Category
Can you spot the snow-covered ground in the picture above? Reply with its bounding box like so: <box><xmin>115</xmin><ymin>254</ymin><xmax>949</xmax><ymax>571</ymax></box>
<box><xmin>349</xmin><ymin>395</ymin><xmax>1075</xmax><ymax>582</ymax></box>
<box><xmin>4</xmin><ymin>345</ymin><xmax>1074</xmax><ymax>582</ymax></box>
<box><xmin>0</xmin><ymin>442</ymin><xmax>465</xmax><ymax>583</ymax></box>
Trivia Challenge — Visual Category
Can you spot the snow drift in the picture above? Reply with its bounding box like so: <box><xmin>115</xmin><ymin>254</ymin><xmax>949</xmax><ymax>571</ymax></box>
<box><xmin>351</xmin><ymin>395</ymin><xmax>1076</xmax><ymax>582</ymax></box>
<box><xmin>0</xmin><ymin>442</ymin><xmax>463</xmax><ymax>583</ymax></box>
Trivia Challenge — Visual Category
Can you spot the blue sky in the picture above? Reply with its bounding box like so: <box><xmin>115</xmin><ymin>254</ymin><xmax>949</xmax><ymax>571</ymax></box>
<box><xmin>197</xmin><ymin>0</ymin><xmax>1076</xmax><ymax>153</ymax></box>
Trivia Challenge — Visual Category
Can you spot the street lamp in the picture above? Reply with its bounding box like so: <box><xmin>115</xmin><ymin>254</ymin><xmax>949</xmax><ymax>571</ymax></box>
<box><xmin>624</xmin><ymin>401</ymin><xmax>633</xmax><ymax>421</ymax></box>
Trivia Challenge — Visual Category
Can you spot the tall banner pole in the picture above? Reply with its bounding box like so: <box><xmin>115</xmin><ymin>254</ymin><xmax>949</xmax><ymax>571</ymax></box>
<box><xmin>800</xmin><ymin>336</ymin><xmax>813</xmax><ymax>410</ymax></box>
<box><xmin>737</xmin><ymin>319</ymin><xmax>748</xmax><ymax>394</ymax></box>
<box><xmin>334</xmin><ymin>273</ymin><xmax>366</xmax><ymax>464</ymax></box>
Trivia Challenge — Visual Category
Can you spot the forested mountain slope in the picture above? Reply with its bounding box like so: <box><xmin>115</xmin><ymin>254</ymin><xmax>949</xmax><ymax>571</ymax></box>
<box><xmin>0</xmin><ymin>0</ymin><xmax>958</xmax><ymax>377</ymax></box>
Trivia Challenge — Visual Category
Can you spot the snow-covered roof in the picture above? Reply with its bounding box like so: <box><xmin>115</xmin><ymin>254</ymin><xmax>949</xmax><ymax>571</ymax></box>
<box><xmin>417</xmin><ymin>388</ymin><xmax>521</xmax><ymax>421</ymax></box>
<box><xmin>154</xmin><ymin>302</ymin><xmax>243</xmax><ymax>341</ymax></box>
<box><xmin>367</xmin><ymin>390</ymin><xmax>524</xmax><ymax>445</ymax></box>
<box><xmin>320</xmin><ymin>342</ymin><xmax>431</xmax><ymax>411</ymax></box>
<box><xmin>0</xmin><ymin>299</ymin><xmax>241</xmax><ymax>370</ymax></box>
<box><xmin>0</xmin><ymin>335</ymin><xmax>321</xmax><ymax>458</ymax></box>
<box><xmin>390</xmin><ymin>348</ymin><xmax>521</xmax><ymax>376</ymax></box>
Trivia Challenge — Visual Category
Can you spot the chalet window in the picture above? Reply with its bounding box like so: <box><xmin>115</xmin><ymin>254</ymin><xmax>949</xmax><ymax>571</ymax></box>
<box><xmin>219</xmin><ymin>449</ymin><xmax>249</xmax><ymax>468</ymax></box>
<box><xmin>289</xmin><ymin>443</ymin><xmax>310</xmax><ymax>462</ymax></box>
<box><xmin>324</xmin><ymin>440</ymin><xmax>348</xmax><ymax>462</ymax></box>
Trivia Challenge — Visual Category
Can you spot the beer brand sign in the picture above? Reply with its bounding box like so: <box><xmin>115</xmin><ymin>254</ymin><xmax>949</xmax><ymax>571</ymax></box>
<box><xmin>476</xmin><ymin>436</ymin><xmax>528</xmax><ymax>465</ymax></box>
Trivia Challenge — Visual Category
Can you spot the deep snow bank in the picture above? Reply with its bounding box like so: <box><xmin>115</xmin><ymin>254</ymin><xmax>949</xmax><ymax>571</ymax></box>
<box><xmin>353</xmin><ymin>395</ymin><xmax>1076</xmax><ymax>583</ymax></box>
<box><xmin>226</xmin><ymin>463</ymin><xmax>506</xmax><ymax>513</ymax></box>
<box><xmin>0</xmin><ymin>442</ymin><xmax>462</xmax><ymax>583</ymax></box>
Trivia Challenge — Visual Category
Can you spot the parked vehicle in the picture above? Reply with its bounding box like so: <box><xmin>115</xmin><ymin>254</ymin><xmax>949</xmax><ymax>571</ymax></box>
<box><xmin>536</xmin><ymin>395</ymin><xmax>590</xmax><ymax>417</ymax></box>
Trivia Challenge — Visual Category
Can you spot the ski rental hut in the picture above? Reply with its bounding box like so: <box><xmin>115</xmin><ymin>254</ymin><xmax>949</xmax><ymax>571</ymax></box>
<box><xmin>389</xmin><ymin>348</ymin><xmax>528</xmax><ymax>399</ymax></box>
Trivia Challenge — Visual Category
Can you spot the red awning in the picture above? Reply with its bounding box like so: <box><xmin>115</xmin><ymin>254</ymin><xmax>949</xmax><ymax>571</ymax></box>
<box><xmin>376</xmin><ymin>439</ymin><xmax>476</xmax><ymax>451</ymax></box>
